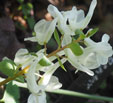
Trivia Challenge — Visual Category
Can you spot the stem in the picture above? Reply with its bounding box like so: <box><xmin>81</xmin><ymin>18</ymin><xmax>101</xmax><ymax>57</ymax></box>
<box><xmin>47</xmin><ymin>89</ymin><xmax>113</xmax><ymax>102</ymax></box>
<box><xmin>0</xmin><ymin>66</ymin><xmax>30</xmax><ymax>87</ymax></box>
<box><xmin>0</xmin><ymin>37</ymin><xmax>81</xmax><ymax>86</ymax></box>
<box><xmin>14</xmin><ymin>64</ymin><xmax>22</xmax><ymax>74</ymax></box>
<box><xmin>47</xmin><ymin>39</ymin><xmax>79</xmax><ymax>58</ymax></box>
<box><xmin>44</xmin><ymin>43</ymin><xmax>47</xmax><ymax>55</ymax></box>
<box><xmin>47</xmin><ymin>45</ymin><xmax>68</xmax><ymax>58</ymax></box>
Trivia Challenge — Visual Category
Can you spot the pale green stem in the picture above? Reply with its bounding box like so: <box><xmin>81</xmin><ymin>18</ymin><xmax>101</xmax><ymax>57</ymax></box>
<box><xmin>47</xmin><ymin>89</ymin><xmax>113</xmax><ymax>102</ymax></box>
<box><xmin>44</xmin><ymin>42</ymin><xmax>47</xmax><ymax>55</ymax></box>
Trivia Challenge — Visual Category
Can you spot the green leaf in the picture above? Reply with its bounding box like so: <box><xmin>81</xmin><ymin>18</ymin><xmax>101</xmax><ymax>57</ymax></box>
<box><xmin>39</xmin><ymin>56</ymin><xmax>52</xmax><ymax>66</ymax></box>
<box><xmin>57</xmin><ymin>57</ymin><xmax>67</xmax><ymax>72</ymax></box>
<box><xmin>17</xmin><ymin>0</ymin><xmax>24</xmax><ymax>4</ymax></box>
<box><xmin>75</xmin><ymin>29</ymin><xmax>86</xmax><ymax>40</ymax></box>
<box><xmin>86</xmin><ymin>28</ymin><xmax>99</xmax><ymax>37</ymax></box>
<box><xmin>18</xmin><ymin>6</ymin><xmax>22</xmax><ymax>10</ymax></box>
<box><xmin>15</xmin><ymin>76</ymin><xmax>25</xmax><ymax>83</ymax></box>
<box><xmin>2</xmin><ymin>81</ymin><xmax>20</xmax><ymax>103</ymax></box>
<box><xmin>27</xmin><ymin>16</ymin><xmax>35</xmax><ymax>30</ymax></box>
<box><xmin>54</xmin><ymin>29</ymin><xmax>61</xmax><ymax>46</ymax></box>
<box><xmin>27</xmin><ymin>3</ymin><xmax>33</xmax><ymax>9</ymax></box>
<box><xmin>22</xmin><ymin>4</ymin><xmax>30</xmax><ymax>16</ymax></box>
<box><xmin>75</xmin><ymin>29</ymin><xmax>84</xmax><ymax>35</ymax></box>
<box><xmin>68</xmin><ymin>42</ymin><xmax>83</xmax><ymax>56</ymax></box>
<box><xmin>80</xmin><ymin>34</ymin><xmax>86</xmax><ymax>40</ymax></box>
<box><xmin>0</xmin><ymin>59</ymin><xmax>17</xmax><ymax>77</ymax></box>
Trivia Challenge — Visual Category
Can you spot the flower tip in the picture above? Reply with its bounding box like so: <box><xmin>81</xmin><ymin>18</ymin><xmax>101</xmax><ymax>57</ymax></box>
<box><xmin>90</xmin><ymin>0</ymin><xmax>97</xmax><ymax>11</ymax></box>
<box><xmin>88</xmin><ymin>72</ymin><xmax>94</xmax><ymax>76</ymax></box>
<box><xmin>47</xmin><ymin>4</ymin><xmax>55</xmax><ymax>12</ymax></box>
<box><xmin>48</xmin><ymin>4</ymin><xmax>54</xmax><ymax>8</ymax></box>
<box><xmin>86</xmin><ymin>70</ymin><xmax>94</xmax><ymax>76</ymax></box>
<box><xmin>102</xmin><ymin>34</ymin><xmax>110</xmax><ymax>42</ymax></box>
<box><xmin>92</xmin><ymin>0</ymin><xmax>97</xmax><ymax>6</ymax></box>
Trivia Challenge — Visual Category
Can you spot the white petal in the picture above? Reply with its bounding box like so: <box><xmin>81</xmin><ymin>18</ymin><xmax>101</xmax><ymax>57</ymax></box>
<box><xmin>62</xmin><ymin>6</ymin><xmax>77</xmax><ymax>20</ymax></box>
<box><xmin>77</xmin><ymin>0</ymin><xmax>97</xmax><ymax>29</ymax></box>
<box><xmin>66</xmin><ymin>48</ymin><xmax>94</xmax><ymax>76</ymax></box>
<box><xmin>101</xmin><ymin>34</ymin><xmax>110</xmax><ymax>42</ymax></box>
<box><xmin>26</xmin><ymin>61</ymin><xmax>40</xmax><ymax>93</ymax></box>
<box><xmin>47</xmin><ymin>4</ymin><xmax>63</xmax><ymax>19</ymax></box>
<box><xmin>46</xmin><ymin>76</ymin><xmax>62</xmax><ymax>91</ymax></box>
<box><xmin>85</xmin><ymin>38</ymin><xmax>96</xmax><ymax>46</ymax></box>
<box><xmin>14</xmin><ymin>48</ymin><xmax>34</xmax><ymax>67</ymax></box>
<box><xmin>45</xmin><ymin>18</ymin><xmax>57</xmax><ymax>43</ymax></box>
<box><xmin>28</xmin><ymin>93</ymin><xmax>46</xmax><ymax>103</ymax></box>
<box><xmin>79</xmin><ymin>50</ymin><xmax>99</xmax><ymax>69</ymax></box>
<box><xmin>34</xmin><ymin>19</ymin><xmax>57</xmax><ymax>45</ymax></box>
<box><xmin>15</xmin><ymin>48</ymin><xmax>28</xmax><ymax>59</ymax></box>
<box><xmin>76</xmin><ymin>9</ymin><xmax>85</xmax><ymax>22</ymax></box>
<box><xmin>85</xmin><ymin>34</ymin><xmax>113</xmax><ymax>66</ymax></box>
<box><xmin>97</xmin><ymin>55</ymin><xmax>108</xmax><ymax>65</ymax></box>
<box><xmin>26</xmin><ymin>54</ymin><xmax>44</xmax><ymax>93</ymax></box>
<box><xmin>24</xmin><ymin>37</ymin><xmax>38</xmax><ymax>42</ymax></box>
<box><xmin>62</xmin><ymin>34</ymin><xmax>72</xmax><ymax>46</ymax></box>
<box><xmin>28</xmin><ymin>94</ymin><xmax>37</xmax><ymax>103</ymax></box>
<box><xmin>39</xmin><ymin>58</ymin><xmax>66</xmax><ymax>86</ymax></box>
<box><xmin>36</xmin><ymin>49</ymin><xmax>45</xmax><ymax>55</ymax></box>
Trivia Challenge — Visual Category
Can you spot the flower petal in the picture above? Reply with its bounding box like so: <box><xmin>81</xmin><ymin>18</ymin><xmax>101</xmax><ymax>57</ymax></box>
<box><xmin>76</xmin><ymin>0</ymin><xmax>97</xmax><ymax>29</ymax></box>
<box><xmin>39</xmin><ymin>58</ymin><xmax>66</xmax><ymax>86</ymax></box>
<box><xmin>85</xmin><ymin>34</ymin><xmax>113</xmax><ymax>66</ymax></box>
<box><xmin>65</xmin><ymin>48</ymin><xmax>94</xmax><ymax>76</ymax></box>
<box><xmin>46</xmin><ymin>76</ymin><xmax>62</xmax><ymax>91</ymax></box>
<box><xmin>27</xmin><ymin>93</ymin><xmax>46</xmax><ymax>103</ymax></box>
<box><xmin>48</xmin><ymin>4</ymin><xmax>63</xmax><ymax>19</ymax></box>
<box><xmin>26</xmin><ymin>54</ymin><xmax>44</xmax><ymax>93</ymax></box>
<box><xmin>14</xmin><ymin>49</ymin><xmax>35</xmax><ymax>68</ymax></box>
<box><xmin>101</xmin><ymin>34</ymin><xmax>110</xmax><ymax>42</ymax></box>
<box><xmin>62</xmin><ymin>34</ymin><xmax>72</xmax><ymax>47</ymax></box>
<box><xmin>34</xmin><ymin>19</ymin><xmax>57</xmax><ymax>45</ymax></box>
<box><xmin>24</xmin><ymin>37</ymin><xmax>38</xmax><ymax>42</ymax></box>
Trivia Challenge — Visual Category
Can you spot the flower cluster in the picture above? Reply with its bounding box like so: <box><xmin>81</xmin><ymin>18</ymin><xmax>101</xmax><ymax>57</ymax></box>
<box><xmin>14</xmin><ymin>49</ymin><xmax>66</xmax><ymax>103</ymax></box>
<box><xmin>13</xmin><ymin>0</ymin><xmax>113</xmax><ymax>103</ymax></box>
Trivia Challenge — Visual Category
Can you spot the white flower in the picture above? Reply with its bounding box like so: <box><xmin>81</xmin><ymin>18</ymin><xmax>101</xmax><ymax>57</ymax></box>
<box><xmin>60</xmin><ymin>32</ymin><xmax>94</xmax><ymax>75</ymax></box>
<box><xmin>64</xmin><ymin>0</ymin><xmax>97</xmax><ymax>31</ymax></box>
<box><xmin>62</xmin><ymin>33</ymin><xmax>113</xmax><ymax>76</ymax></box>
<box><xmin>25</xmin><ymin>18</ymin><xmax>57</xmax><ymax>45</ymax></box>
<box><xmin>78</xmin><ymin>50</ymin><xmax>100</xmax><ymax>70</ymax></box>
<box><xmin>14</xmin><ymin>49</ymin><xmax>35</xmax><ymax>68</ymax></box>
<box><xmin>48</xmin><ymin>4</ymin><xmax>73</xmax><ymax>36</ymax></box>
<box><xmin>60</xmin><ymin>33</ymin><xmax>94</xmax><ymax>75</ymax></box>
<box><xmin>26</xmin><ymin>56</ymin><xmax>66</xmax><ymax>103</ymax></box>
<box><xmin>28</xmin><ymin>92</ymin><xmax>46</xmax><ymax>103</ymax></box>
<box><xmin>27</xmin><ymin>76</ymin><xmax>61</xmax><ymax>103</ymax></box>
<box><xmin>84</xmin><ymin>34</ymin><xmax>113</xmax><ymax>65</ymax></box>
<box><xmin>48</xmin><ymin>0</ymin><xmax>97</xmax><ymax>36</ymax></box>
<box><xmin>38</xmin><ymin>58</ymin><xmax>66</xmax><ymax>86</ymax></box>
<box><xmin>14</xmin><ymin>48</ymin><xmax>45</xmax><ymax>69</ymax></box>
<box><xmin>65</xmin><ymin>48</ymin><xmax>95</xmax><ymax>76</ymax></box>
